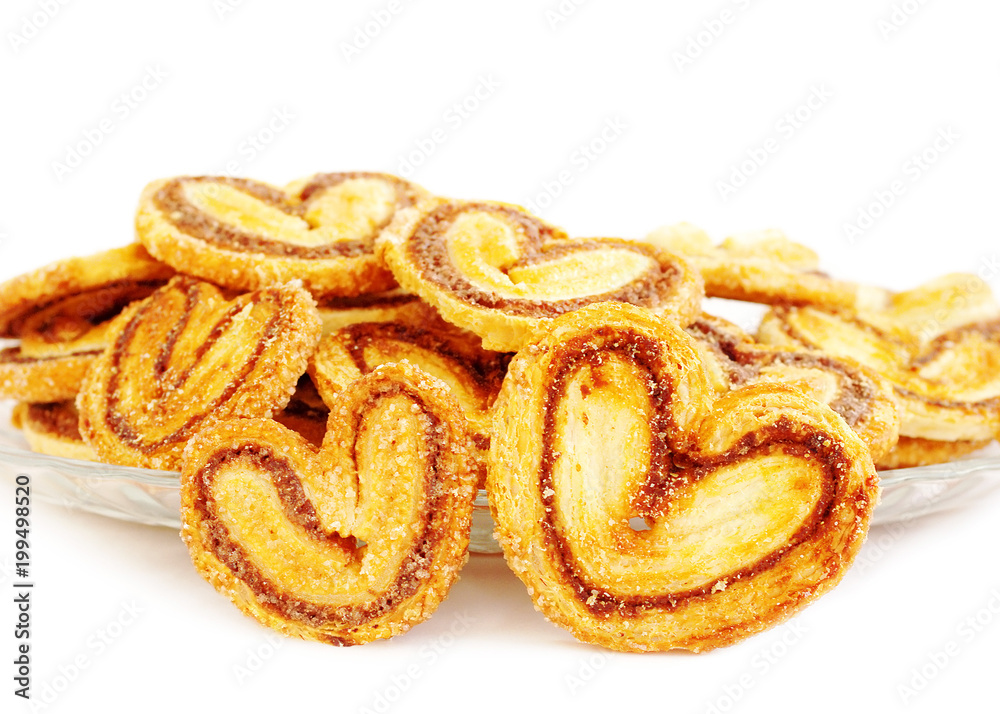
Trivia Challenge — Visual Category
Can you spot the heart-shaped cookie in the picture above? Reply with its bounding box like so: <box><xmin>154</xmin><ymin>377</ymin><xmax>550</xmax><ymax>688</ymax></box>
<box><xmin>378</xmin><ymin>198</ymin><xmax>703</xmax><ymax>351</ymax></box>
<box><xmin>758</xmin><ymin>305</ymin><xmax>1000</xmax><ymax>446</ymax></box>
<box><xmin>181</xmin><ymin>363</ymin><xmax>478</xmax><ymax>645</ymax></box>
<box><xmin>644</xmin><ymin>223</ymin><xmax>889</xmax><ymax>311</ymax></box>
<box><xmin>685</xmin><ymin>313</ymin><xmax>899</xmax><ymax>461</ymax></box>
<box><xmin>0</xmin><ymin>244</ymin><xmax>174</xmax><ymax>402</ymax></box>
<box><xmin>77</xmin><ymin>276</ymin><xmax>322</xmax><ymax>469</ymax></box>
<box><xmin>12</xmin><ymin>401</ymin><xmax>97</xmax><ymax>462</ymax></box>
<box><xmin>310</xmin><ymin>319</ymin><xmax>508</xmax><ymax>489</ymax></box>
<box><xmin>489</xmin><ymin>303</ymin><xmax>878</xmax><ymax>652</ymax></box>
<box><xmin>136</xmin><ymin>173</ymin><xmax>429</xmax><ymax>298</ymax></box>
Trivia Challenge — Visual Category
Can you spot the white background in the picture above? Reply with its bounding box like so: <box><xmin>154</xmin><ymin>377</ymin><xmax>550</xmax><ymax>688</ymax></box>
<box><xmin>1</xmin><ymin>1</ymin><xmax>999</xmax><ymax>712</ymax></box>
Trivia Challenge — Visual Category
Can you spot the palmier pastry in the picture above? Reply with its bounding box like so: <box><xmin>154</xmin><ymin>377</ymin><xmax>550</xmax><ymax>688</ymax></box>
<box><xmin>489</xmin><ymin>302</ymin><xmax>878</xmax><ymax>653</ymax></box>
<box><xmin>378</xmin><ymin>198</ymin><xmax>703</xmax><ymax>351</ymax></box>
<box><xmin>1</xmin><ymin>347</ymin><xmax>99</xmax><ymax>404</ymax></box>
<box><xmin>310</xmin><ymin>320</ymin><xmax>507</xmax><ymax>488</ymax></box>
<box><xmin>77</xmin><ymin>276</ymin><xmax>322</xmax><ymax>470</ymax></box>
<box><xmin>136</xmin><ymin>173</ymin><xmax>429</xmax><ymax>298</ymax></box>
<box><xmin>758</xmin><ymin>306</ymin><xmax>1000</xmax><ymax>446</ymax></box>
<box><xmin>315</xmin><ymin>289</ymin><xmax>430</xmax><ymax>335</ymax></box>
<box><xmin>877</xmin><ymin>272</ymin><xmax>1000</xmax><ymax>343</ymax></box>
<box><xmin>875</xmin><ymin>436</ymin><xmax>992</xmax><ymax>470</ymax></box>
<box><xmin>644</xmin><ymin>223</ymin><xmax>888</xmax><ymax>311</ymax></box>
<box><xmin>0</xmin><ymin>243</ymin><xmax>173</xmax><ymax>337</ymax></box>
<box><xmin>181</xmin><ymin>363</ymin><xmax>478</xmax><ymax>645</ymax></box>
<box><xmin>685</xmin><ymin>314</ymin><xmax>899</xmax><ymax>461</ymax></box>
<box><xmin>0</xmin><ymin>244</ymin><xmax>174</xmax><ymax>402</ymax></box>
<box><xmin>11</xmin><ymin>401</ymin><xmax>97</xmax><ymax>462</ymax></box>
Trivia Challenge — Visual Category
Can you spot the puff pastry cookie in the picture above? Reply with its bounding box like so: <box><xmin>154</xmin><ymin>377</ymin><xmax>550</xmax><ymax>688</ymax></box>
<box><xmin>77</xmin><ymin>276</ymin><xmax>322</xmax><ymax>470</ymax></box>
<box><xmin>489</xmin><ymin>302</ymin><xmax>878</xmax><ymax>652</ymax></box>
<box><xmin>685</xmin><ymin>314</ymin><xmax>899</xmax><ymax>461</ymax></box>
<box><xmin>315</xmin><ymin>289</ymin><xmax>429</xmax><ymax>335</ymax></box>
<box><xmin>0</xmin><ymin>244</ymin><xmax>173</xmax><ymax>402</ymax></box>
<box><xmin>310</xmin><ymin>320</ymin><xmax>507</xmax><ymax>488</ymax></box>
<box><xmin>379</xmin><ymin>199</ymin><xmax>703</xmax><ymax>351</ymax></box>
<box><xmin>181</xmin><ymin>363</ymin><xmax>478</xmax><ymax>645</ymax></box>
<box><xmin>136</xmin><ymin>173</ymin><xmax>429</xmax><ymax>298</ymax></box>
<box><xmin>758</xmin><ymin>306</ymin><xmax>1000</xmax><ymax>446</ymax></box>
<box><xmin>12</xmin><ymin>401</ymin><xmax>97</xmax><ymax>462</ymax></box>
<box><xmin>645</xmin><ymin>223</ymin><xmax>888</xmax><ymax>311</ymax></box>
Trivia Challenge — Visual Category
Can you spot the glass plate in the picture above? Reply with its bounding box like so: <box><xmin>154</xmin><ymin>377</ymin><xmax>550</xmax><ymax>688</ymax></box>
<box><xmin>2</xmin><ymin>400</ymin><xmax>998</xmax><ymax>555</ymax></box>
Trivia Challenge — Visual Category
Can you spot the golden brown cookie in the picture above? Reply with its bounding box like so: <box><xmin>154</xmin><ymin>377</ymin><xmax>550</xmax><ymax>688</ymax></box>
<box><xmin>378</xmin><ymin>198</ymin><xmax>703</xmax><ymax>351</ymax></box>
<box><xmin>0</xmin><ymin>348</ymin><xmax>100</xmax><ymax>403</ymax></box>
<box><xmin>314</xmin><ymin>289</ymin><xmax>430</xmax><ymax>335</ymax></box>
<box><xmin>685</xmin><ymin>314</ymin><xmax>899</xmax><ymax>461</ymax></box>
<box><xmin>489</xmin><ymin>302</ymin><xmax>878</xmax><ymax>653</ymax></box>
<box><xmin>758</xmin><ymin>306</ymin><xmax>1000</xmax><ymax>445</ymax></box>
<box><xmin>0</xmin><ymin>244</ymin><xmax>174</xmax><ymax>402</ymax></box>
<box><xmin>310</xmin><ymin>320</ymin><xmax>508</xmax><ymax>489</ymax></box>
<box><xmin>136</xmin><ymin>173</ymin><xmax>429</xmax><ymax>298</ymax></box>
<box><xmin>181</xmin><ymin>363</ymin><xmax>478</xmax><ymax>645</ymax></box>
<box><xmin>77</xmin><ymin>276</ymin><xmax>322</xmax><ymax>470</ymax></box>
<box><xmin>879</xmin><ymin>273</ymin><xmax>999</xmax><ymax>343</ymax></box>
<box><xmin>11</xmin><ymin>401</ymin><xmax>97</xmax><ymax>462</ymax></box>
<box><xmin>0</xmin><ymin>244</ymin><xmax>173</xmax><ymax>338</ymax></box>
<box><xmin>644</xmin><ymin>223</ymin><xmax>889</xmax><ymax>311</ymax></box>
<box><xmin>875</xmin><ymin>436</ymin><xmax>992</xmax><ymax>470</ymax></box>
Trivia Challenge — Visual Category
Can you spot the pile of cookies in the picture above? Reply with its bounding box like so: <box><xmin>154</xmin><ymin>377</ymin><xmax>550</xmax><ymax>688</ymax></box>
<box><xmin>1</xmin><ymin>172</ymin><xmax>997</xmax><ymax>653</ymax></box>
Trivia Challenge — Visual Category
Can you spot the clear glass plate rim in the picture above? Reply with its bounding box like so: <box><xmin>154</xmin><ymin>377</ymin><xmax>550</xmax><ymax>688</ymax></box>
<box><xmin>4</xmin><ymin>440</ymin><xmax>999</xmax><ymax>490</ymax></box>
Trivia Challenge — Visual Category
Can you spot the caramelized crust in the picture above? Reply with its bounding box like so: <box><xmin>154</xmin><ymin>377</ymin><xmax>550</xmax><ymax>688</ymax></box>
<box><xmin>489</xmin><ymin>303</ymin><xmax>878</xmax><ymax>652</ymax></box>
<box><xmin>315</xmin><ymin>289</ymin><xmax>429</xmax><ymax>334</ymax></box>
<box><xmin>685</xmin><ymin>314</ymin><xmax>899</xmax><ymax>461</ymax></box>
<box><xmin>136</xmin><ymin>173</ymin><xmax>430</xmax><ymax>298</ymax></box>
<box><xmin>379</xmin><ymin>199</ymin><xmax>703</xmax><ymax>351</ymax></box>
<box><xmin>12</xmin><ymin>401</ymin><xmax>97</xmax><ymax>461</ymax></box>
<box><xmin>0</xmin><ymin>244</ymin><xmax>173</xmax><ymax>401</ymax></box>
<box><xmin>77</xmin><ymin>276</ymin><xmax>322</xmax><ymax>470</ymax></box>
<box><xmin>644</xmin><ymin>223</ymin><xmax>889</xmax><ymax>310</ymax></box>
<box><xmin>0</xmin><ymin>244</ymin><xmax>173</xmax><ymax>338</ymax></box>
<box><xmin>758</xmin><ymin>306</ymin><xmax>1000</xmax><ymax>446</ymax></box>
<box><xmin>310</xmin><ymin>320</ymin><xmax>508</xmax><ymax>488</ymax></box>
<box><xmin>876</xmin><ymin>435</ymin><xmax>992</xmax><ymax>470</ymax></box>
<box><xmin>181</xmin><ymin>363</ymin><xmax>477</xmax><ymax>645</ymax></box>
<box><xmin>0</xmin><ymin>347</ymin><xmax>100</xmax><ymax>403</ymax></box>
